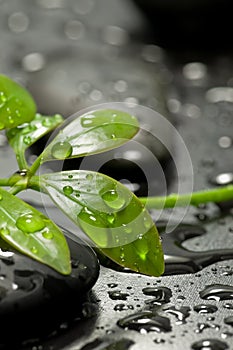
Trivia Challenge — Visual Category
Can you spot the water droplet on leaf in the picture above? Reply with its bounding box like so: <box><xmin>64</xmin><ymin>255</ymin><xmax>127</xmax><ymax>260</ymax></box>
<box><xmin>101</xmin><ymin>189</ymin><xmax>125</xmax><ymax>210</ymax></box>
<box><xmin>63</xmin><ymin>185</ymin><xmax>73</xmax><ymax>195</ymax></box>
<box><xmin>16</xmin><ymin>213</ymin><xmax>45</xmax><ymax>233</ymax></box>
<box><xmin>51</xmin><ymin>141</ymin><xmax>73</xmax><ymax>159</ymax></box>
<box><xmin>42</xmin><ymin>230</ymin><xmax>54</xmax><ymax>240</ymax></box>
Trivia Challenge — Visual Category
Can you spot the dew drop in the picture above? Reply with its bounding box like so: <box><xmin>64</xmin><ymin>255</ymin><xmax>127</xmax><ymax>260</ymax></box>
<box><xmin>199</xmin><ymin>284</ymin><xmax>233</xmax><ymax>301</ymax></box>
<box><xmin>8</xmin><ymin>11</ymin><xmax>29</xmax><ymax>33</ymax></box>
<box><xmin>31</xmin><ymin>246</ymin><xmax>38</xmax><ymax>254</ymax></box>
<box><xmin>117</xmin><ymin>310</ymin><xmax>172</xmax><ymax>333</ymax></box>
<box><xmin>0</xmin><ymin>92</ymin><xmax>7</xmax><ymax>103</ymax></box>
<box><xmin>194</xmin><ymin>304</ymin><xmax>218</xmax><ymax>314</ymax></box>
<box><xmin>51</xmin><ymin>141</ymin><xmax>73</xmax><ymax>159</ymax></box>
<box><xmin>162</xmin><ymin>305</ymin><xmax>190</xmax><ymax>325</ymax></box>
<box><xmin>23</xmin><ymin>136</ymin><xmax>32</xmax><ymax>145</ymax></box>
<box><xmin>108</xmin><ymin>290</ymin><xmax>129</xmax><ymax>301</ymax></box>
<box><xmin>218</xmin><ymin>136</ymin><xmax>232</xmax><ymax>149</ymax></box>
<box><xmin>195</xmin><ymin>322</ymin><xmax>211</xmax><ymax>334</ymax></box>
<box><xmin>143</xmin><ymin>287</ymin><xmax>172</xmax><ymax>305</ymax></box>
<box><xmin>22</xmin><ymin>52</ymin><xmax>45</xmax><ymax>72</ymax></box>
<box><xmin>191</xmin><ymin>338</ymin><xmax>228</xmax><ymax>350</ymax></box>
<box><xmin>106</xmin><ymin>213</ymin><xmax>115</xmax><ymax>225</ymax></box>
<box><xmin>63</xmin><ymin>185</ymin><xmax>73</xmax><ymax>195</ymax></box>
<box><xmin>211</xmin><ymin>172</ymin><xmax>233</xmax><ymax>186</ymax></box>
<box><xmin>80</xmin><ymin>114</ymin><xmax>96</xmax><ymax>127</ymax></box>
<box><xmin>101</xmin><ymin>189</ymin><xmax>125</xmax><ymax>210</ymax></box>
<box><xmin>224</xmin><ymin>316</ymin><xmax>233</xmax><ymax>327</ymax></box>
<box><xmin>42</xmin><ymin>230</ymin><xmax>54</xmax><ymax>240</ymax></box>
<box><xmin>107</xmin><ymin>283</ymin><xmax>118</xmax><ymax>288</ymax></box>
<box><xmin>114</xmin><ymin>304</ymin><xmax>134</xmax><ymax>311</ymax></box>
<box><xmin>64</xmin><ymin>19</ymin><xmax>85</xmax><ymax>40</ymax></box>
<box><xmin>16</xmin><ymin>213</ymin><xmax>45</xmax><ymax>233</ymax></box>
<box><xmin>42</xmin><ymin>117</ymin><xmax>53</xmax><ymax>127</ymax></box>
<box><xmin>0</xmin><ymin>227</ymin><xmax>10</xmax><ymax>236</ymax></box>
<box><xmin>86</xmin><ymin>173</ymin><xmax>93</xmax><ymax>181</ymax></box>
<box><xmin>0</xmin><ymin>194</ymin><xmax>2</xmax><ymax>201</ymax></box>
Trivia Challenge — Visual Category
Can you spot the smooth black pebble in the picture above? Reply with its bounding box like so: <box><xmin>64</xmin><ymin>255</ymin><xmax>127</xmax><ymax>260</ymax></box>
<box><xmin>0</xmin><ymin>228</ymin><xmax>99</xmax><ymax>343</ymax></box>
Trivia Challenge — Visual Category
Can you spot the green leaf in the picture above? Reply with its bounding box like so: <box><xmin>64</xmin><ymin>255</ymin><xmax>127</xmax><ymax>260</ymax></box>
<box><xmin>0</xmin><ymin>74</ymin><xmax>36</xmax><ymax>129</ymax></box>
<box><xmin>38</xmin><ymin>170</ymin><xmax>164</xmax><ymax>277</ymax></box>
<box><xmin>0</xmin><ymin>187</ymin><xmax>71</xmax><ymax>275</ymax></box>
<box><xmin>41</xmin><ymin>109</ymin><xmax>139</xmax><ymax>162</ymax></box>
<box><xmin>6</xmin><ymin>113</ymin><xmax>64</xmax><ymax>166</ymax></box>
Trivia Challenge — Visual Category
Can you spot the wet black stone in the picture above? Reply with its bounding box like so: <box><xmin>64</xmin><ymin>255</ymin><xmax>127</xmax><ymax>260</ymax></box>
<box><xmin>0</xmin><ymin>228</ymin><xmax>99</xmax><ymax>343</ymax></box>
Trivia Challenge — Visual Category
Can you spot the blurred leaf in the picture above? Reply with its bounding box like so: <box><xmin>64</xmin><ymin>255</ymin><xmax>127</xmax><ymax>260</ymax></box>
<box><xmin>6</xmin><ymin>113</ymin><xmax>64</xmax><ymax>160</ymax></box>
<box><xmin>0</xmin><ymin>74</ymin><xmax>36</xmax><ymax>129</ymax></box>
<box><xmin>0</xmin><ymin>187</ymin><xmax>71</xmax><ymax>275</ymax></box>
<box><xmin>38</xmin><ymin>170</ymin><xmax>164</xmax><ymax>277</ymax></box>
<box><xmin>41</xmin><ymin>109</ymin><xmax>139</xmax><ymax>162</ymax></box>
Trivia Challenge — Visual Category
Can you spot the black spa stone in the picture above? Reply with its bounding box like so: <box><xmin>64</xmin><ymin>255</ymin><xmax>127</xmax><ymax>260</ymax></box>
<box><xmin>0</xmin><ymin>229</ymin><xmax>99</xmax><ymax>343</ymax></box>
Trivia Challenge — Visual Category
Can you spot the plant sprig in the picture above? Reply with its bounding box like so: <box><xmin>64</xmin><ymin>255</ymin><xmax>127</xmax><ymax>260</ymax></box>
<box><xmin>0</xmin><ymin>74</ymin><xmax>232</xmax><ymax>277</ymax></box>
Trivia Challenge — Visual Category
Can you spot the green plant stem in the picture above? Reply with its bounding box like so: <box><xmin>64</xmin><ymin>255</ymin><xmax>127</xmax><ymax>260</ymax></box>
<box><xmin>8</xmin><ymin>185</ymin><xmax>25</xmax><ymax>195</ymax></box>
<box><xmin>0</xmin><ymin>178</ymin><xmax>10</xmax><ymax>186</ymax></box>
<box><xmin>140</xmin><ymin>185</ymin><xmax>233</xmax><ymax>209</ymax></box>
<box><xmin>29</xmin><ymin>153</ymin><xmax>44</xmax><ymax>175</ymax></box>
<box><xmin>16</xmin><ymin>151</ymin><xmax>28</xmax><ymax>170</ymax></box>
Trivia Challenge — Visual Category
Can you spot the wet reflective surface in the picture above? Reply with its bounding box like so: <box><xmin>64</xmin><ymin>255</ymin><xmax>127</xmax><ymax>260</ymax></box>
<box><xmin>0</xmin><ymin>0</ymin><xmax>233</xmax><ymax>349</ymax></box>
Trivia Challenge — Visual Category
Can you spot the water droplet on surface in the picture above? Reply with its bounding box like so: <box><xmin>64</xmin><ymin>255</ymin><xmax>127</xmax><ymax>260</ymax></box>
<box><xmin>102</xmin><ymin>25</ymin><xmax>129</xmax><ymax>46</ymax></box>
<box><xmin>51</xmin><ymin>141</ymin><xmax>73</xmax><ymax>159</ymax></box>
<box><xmin>199</xmin><ymin>284</ymin><xmax>233</xmax><ymax>301</ymax></box>
<box><xmin>223</xmin><ymin>303</ymin><xmax>233</xmax><ymax>310</ymax></box>
<box><xmin>107</xmin><ymin>283</ymin><xmax>118</xmax><ymax>288</ymax></box>
<box><xmin>194</xmin><ymin>304</ymin><xmax>218</xmax><ymax>314</ymax></box>
<box><xmin>16</xmin><ymin>213</ymin><xmax>45</xmax><ymax>233</ymax></box>
<box><xmin>89</xmin><ymin>89</ymin><xmax>103</xmax><ymax>101</ymax></box>
<box><xmin>182</xmin><ymin>103</ymin><xmax>201</xmax><ymax>119</ymax></box>
<box><xmin>114</xmin><ymin>80</ymin><xmax>127</xmax><ymax>92</ymax></box>
<box><xmin>141</xmin><ymin>44</ymin><xmax>163</xmax><ymax>63</ymax></box>
<box><xmin>22</xmin><ymin>52</ymin><xmax>46</xmax><ymax>72</ymax></box>
<box><xmin>183</xmin><ymin>62</ymin><xmax>207</xmax><ymax>80</ymax></box>
<box><xmin>211</xmin><ymin>172</ymin><xmax>233</xmax><ymax>186</ymax></box>
<box><xmin>224</xmin><ymin>316</ymin><xmax>233</xmax><ymax>327</ymax></box>
<box><xmin>195</xmin><ymin>322</ymin><xmax>211</xmax><ymax>333</ymax></box>
<box><xmin>64</xmin><ymin>20</ymin><xmax>85</xmax><ymax>40</ymax></box>
<box><xmin>117</xmin><ymin>310</ymin><xmax>172</xmax><ymax>333</ymax></box>
<box><xmin>143</xmin><ymin>287</ymin><xmax>172</xmax><ymax>305</ymax></box>
<box><xmin>191</xmin><ymin>338</ymin><xmax>228</xmax><ymax>350</ymax></box>
<box><xmin>108</xmin><ymin>290</ymin><xmax>129</xmax><ymax>301</ymax></box>
<box><xmin>221</xmin><ymin>331</ymin><xmax>233</xmax><ymax>339</ymax></box>
<box><xmin>8</xmin><ymin>11</ymin><xmax>29</xmax><ymax>33</ymax></box>
<box><xmin>162</xmin><ymin>305</ymin><xmax>190</xmax><ymax>324</ymax></box>
<box><xmin>63</xmin><ymin>185</ymin><xmax>73</xmax><ymax>195</ymax></box>
<box><xmin>206</xmin><ymin>87</ymin><xmax>233</xmax><ymax>103</ymax></box>
<box><xmin>114</xmin><ymin>303</ymin><xmax>134</xmax><ymax>311</ymax></box>
<box><xmin>218</xmin><ymin>136</ymin><xmax>232</xmax><ymax>148</ymax></box>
